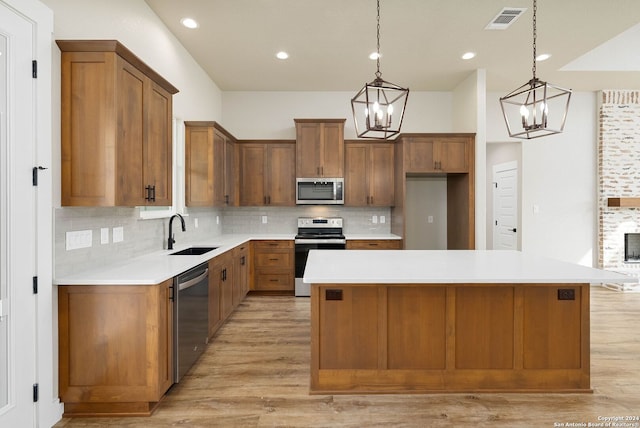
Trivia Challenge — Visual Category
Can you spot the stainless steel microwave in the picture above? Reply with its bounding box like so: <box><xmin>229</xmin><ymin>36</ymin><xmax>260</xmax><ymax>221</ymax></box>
<box><xmin>296</xmin><ymin>178</ymin><xmax>344</xmax><ymax>205</ymax></box>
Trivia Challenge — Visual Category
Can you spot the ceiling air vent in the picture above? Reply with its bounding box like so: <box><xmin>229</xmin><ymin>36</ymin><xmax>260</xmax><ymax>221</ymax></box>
<box><xmin>485</xmin><ymin>7</ymin><xmax>527</xmax><ymax>30</ymax></box>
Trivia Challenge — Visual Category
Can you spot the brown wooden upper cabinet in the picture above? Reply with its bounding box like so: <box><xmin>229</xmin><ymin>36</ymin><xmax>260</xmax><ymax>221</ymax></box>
<box><xmin>184</xmin><ymin>122</ymin><xmax>236</xmax><ymax>207</ymax></box>
<box><xmin>403</xmin><ymin>135</ymin><xmax>470</xmax><ymax>173</ymax></box>
<box><xmin>58</xmin><ymin>40</ymin><xmax>178</xmax><ymax>206</ymax></box>
<box><xmin>294</xmin><ymin>119</ymin><xmax>346</xmax><ymax>177</ymax></box>
<box><xmin>345</xmin><ymin>141</ymin><xmax>395</xmax><ymax>206</ymax></box>
<box><xmin>238</xmin><ymin>141</ymin><xmax>296</xmax><ymax>206</ymax></box>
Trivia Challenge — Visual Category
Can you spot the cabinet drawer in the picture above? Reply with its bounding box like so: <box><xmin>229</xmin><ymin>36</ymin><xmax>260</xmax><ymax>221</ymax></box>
<box><xmin>253</xmin><ymin>240</ymin><xmax>293</xmax><ymax>249</ymax></box>
<box><xmin>254</xmin><ymin>272</ymin><xmax>293</xmax><ymax>290</ymax></box>
<box><xmin>347</xmin><ymin>240</ymin><xmax>403</xmax><ymax>250</ymax></box>
<box><xmin>256</xmin><ymin>251</ymin><xmax>293</xmax><ymax>268</ymax></box>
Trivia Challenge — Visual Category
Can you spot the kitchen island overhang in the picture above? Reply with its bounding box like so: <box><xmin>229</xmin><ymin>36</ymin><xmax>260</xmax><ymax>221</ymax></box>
<box><xmin>304</xmin><ymin>250</ymin><xmax>633</xmax><ymax>394</ymax></box>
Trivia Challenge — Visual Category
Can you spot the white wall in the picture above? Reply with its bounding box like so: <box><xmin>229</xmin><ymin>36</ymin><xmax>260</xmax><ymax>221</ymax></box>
<box><xmin>405</xmin><ymin>177</ymin><xmax>448</xmax><ymax>250</ymax></box>
<box><xmin>222</xmin><ymin>91</ymin><xmax>453</xmax><ymax>139</ymax></box>
<box><xmin>487</xmin><ymin>91</ymin><xmax>598</xmax><ymax>266</ymax></box>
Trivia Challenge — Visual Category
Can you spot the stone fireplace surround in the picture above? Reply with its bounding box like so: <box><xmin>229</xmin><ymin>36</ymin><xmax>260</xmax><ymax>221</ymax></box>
<box><xmin>598</xmin><ymin>90</ymin><xmax>640</xmax><ymax>289</ymax></box>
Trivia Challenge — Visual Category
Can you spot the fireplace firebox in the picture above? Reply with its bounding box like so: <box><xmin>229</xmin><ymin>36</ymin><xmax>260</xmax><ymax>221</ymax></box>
<box><xmin>624</xmin><ymin>233</ymin><xmax>640</xmax><ymax>263</ymax></box>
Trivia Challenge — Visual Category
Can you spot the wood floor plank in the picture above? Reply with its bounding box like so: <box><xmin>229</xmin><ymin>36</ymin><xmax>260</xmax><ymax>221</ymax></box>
<box><xmin>54</xmin><ymin>287</ymin><xmax>640</xmax><ymax>427</ymax></box>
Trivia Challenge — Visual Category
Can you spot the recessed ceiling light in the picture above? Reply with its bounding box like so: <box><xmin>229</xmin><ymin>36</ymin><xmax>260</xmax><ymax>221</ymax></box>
<box><xmin>536</xmin><ymin>53</ymin><xmax>551</xmax><ymax>61</ymax></box>
<box><xmin>276</xmin><ymin>51</ymin><xmax>289</xmax><ymax>60</ymax></box>
<box><xmin>369</xmin><ymin>52</ymin><xmax>380</xmax><ymax>60</ymax></box>
<box><xmin>461</xmin><ymin>52</ymin><xmax>476</xmax><ymax>60</ymax></box>
<box><xmin>180</xmin><ymin>18</ymin><xmax>198</xmax><ymax>29</ymax></box>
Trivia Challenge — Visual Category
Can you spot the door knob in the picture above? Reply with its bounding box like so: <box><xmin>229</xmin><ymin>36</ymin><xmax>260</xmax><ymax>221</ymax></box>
<box><xmin>511</xmin><ymin>228</ymin><xmax>517</xmax><ymax>232</ymax></box>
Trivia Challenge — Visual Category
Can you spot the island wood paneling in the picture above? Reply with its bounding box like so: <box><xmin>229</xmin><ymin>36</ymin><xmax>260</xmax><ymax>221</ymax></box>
<box><xmin>455</xmin><ymin>286</ymin><xmax>514</xmax><ymax>369</ymax></box>
<box><xmin>311</xmin><ymin>283</ymin><xmax>590</xmax><ymax>393</ymax></box>
<box><xmin>523</xmin><ymin>285</ymin><xmax>585</xmax><ymax>369</ymax></box>
<box><xmin>318</xmin><ymin>286</ymin><xmax>379</xmax><ymax>369</ymax></box>
<box><xmin>387</xmin><ymin>286</ymin><xmax>446</xmax><ymax>369</ymax></box>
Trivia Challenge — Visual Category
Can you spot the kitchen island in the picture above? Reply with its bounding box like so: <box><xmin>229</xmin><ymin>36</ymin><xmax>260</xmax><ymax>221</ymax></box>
<box><xmin>303</xmin><ymin>250</ymin><xmax>632</xmax><ymax>394</ymax></box>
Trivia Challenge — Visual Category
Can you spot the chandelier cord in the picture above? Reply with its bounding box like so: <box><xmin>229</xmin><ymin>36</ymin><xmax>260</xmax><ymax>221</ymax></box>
<box><xmin>532</xmin><ymin>0</ymin><xmax>537</xmax><ymax>80</ymax></box>
<box><xmin>375</xmin><ymin>0</ymin><xmax>381</xmax><ymax>79</ymax></box>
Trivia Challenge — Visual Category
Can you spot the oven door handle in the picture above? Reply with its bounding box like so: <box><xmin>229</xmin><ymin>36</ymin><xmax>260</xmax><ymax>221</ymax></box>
<box><xmin>178</xmin><ymin>269</ymin><xmax>209</xmax><ymax>291</ymax></box>
<box><xmin>295</xmin><ymin>239</ymin><xmax>346</xmax><ymax>245</ymax></box>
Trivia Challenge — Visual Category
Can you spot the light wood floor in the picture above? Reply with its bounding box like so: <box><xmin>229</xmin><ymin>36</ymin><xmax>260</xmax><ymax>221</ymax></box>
<box><xmin>55</xmin><ymin>286</ymin><xmax>640</xmax><ymax>427</ymax></box>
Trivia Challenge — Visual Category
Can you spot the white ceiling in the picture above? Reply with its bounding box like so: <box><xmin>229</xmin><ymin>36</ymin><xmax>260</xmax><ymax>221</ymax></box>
<box><xmin>144</xmin><ymin>0</ymin><xmax>640</xmax><ymax>92</ymax></box>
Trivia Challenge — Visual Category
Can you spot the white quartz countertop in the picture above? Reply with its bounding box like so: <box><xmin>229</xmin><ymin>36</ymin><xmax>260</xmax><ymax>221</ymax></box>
<box><xmin>303</xmin><ymin>250</ymin><xmax>634</xmax><ymax>284</ymax></box>
<box><xmin>54</xmin><ymin>233</ymin><xmax>402</xmax><ymax>286</ymax></box>
<box><xmin>54</xmin><ymin>234</ymin><xmax>292</xmax><ymax>286</ymax></box>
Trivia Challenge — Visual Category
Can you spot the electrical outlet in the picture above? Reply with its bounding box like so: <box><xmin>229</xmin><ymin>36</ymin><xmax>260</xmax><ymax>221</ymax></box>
<box><xmin>194</xmin><ymin>218</ymin><xmax>199</xmax><ymax>228</ymax></box>
<box><xmin>372</xmin><ymin>215</ymin><xmax>378</xmax><ymax>224</ymax></box>
<box><xmin>216</xmin><ymin>216</ymin><xmax>220</xmax><ymax>225</ymax></box>
<box><xmin>261</xmin><ymin>215</ymin><xmax>268</xmax><ymax>224</ymax></box>
<box><xmin>100</xmin><ymin>228</ymin><xmax>109</xmax><ymax>244</ymax></box>
<box><xmin>380</xmin><ymin>215</ymin><xmax>386</xmax><ymax>224</ymax></box>
<box><xmin>557</xmin><ymin>289</ymin><xmax>575</xmax><ymax>301</ymax></box>
<box><xmin>66</xmin><ymin>230</ymin><xmax>92</xmax><ymax>250</ymax></box>
<box><xmin>428</xmin><ymin>215</ymin><xmax>434</xmax><ymax>223</ymax></box>
<box><xmin>112</xmin><ymin>226</ymin><xmax>124</xmax><ymax>243</ymax></box>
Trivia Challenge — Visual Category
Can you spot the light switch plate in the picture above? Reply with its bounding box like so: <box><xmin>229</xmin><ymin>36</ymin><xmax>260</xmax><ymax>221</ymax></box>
<box><xmin>380</xmin><ymin>215</ymin><xmax>386</xmax><ymax>224</ymax></box>
<box><xmin>66</xmin><ymin>230</ymin><xmax>92</xmax><ymax>250</ymax></box>
<box><xmin>261</xmin><ymin>215</ymin><xmax>268</xmax><ymax>224</ymax></box>
<box><xmin>372</xmin><ymin>215</ymin><xmax>378</xmax><ymax>224</ymax></box>
<box><xmin>100</xmin><ymin>228</ymin><xmax>109</xmax><ymax>244</ymax></box>
<box><xmin>113</xmin><ymin>226</ymin><xmax>124</xmax><ymax>243</ymax></box>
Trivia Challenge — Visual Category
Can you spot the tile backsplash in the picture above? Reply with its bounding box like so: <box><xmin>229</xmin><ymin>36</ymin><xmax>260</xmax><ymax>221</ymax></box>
<box><xmin>55</xmin><ymin>205</ymin><xmax>390</xmax><ymax>278</ymax></box>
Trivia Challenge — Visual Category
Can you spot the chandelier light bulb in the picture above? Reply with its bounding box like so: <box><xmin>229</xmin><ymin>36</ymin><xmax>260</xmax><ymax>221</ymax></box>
<box><xmin>520</xmin><ymin>105</ymin><xmax>530</xmax><ymax>128</ymax></box>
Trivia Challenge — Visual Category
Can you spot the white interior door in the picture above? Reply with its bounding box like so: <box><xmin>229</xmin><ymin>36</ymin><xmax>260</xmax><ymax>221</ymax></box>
<box><xmin>0</xmin><ymin>2</ymin><xmax>37</xmax><ymax>427</ymax></box>
<box><xmin>493</xmin><ymin>162</ymin><xmax>519</xmax><ymax>250</ymax></box>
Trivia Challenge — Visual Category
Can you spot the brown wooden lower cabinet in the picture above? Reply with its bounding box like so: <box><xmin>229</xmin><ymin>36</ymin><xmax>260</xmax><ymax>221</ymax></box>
<box><xmin>233</xmin><ymin>242</ymin><xmax>250</xmax><ymax>306</ymax></box>
<box><xmin>57</xmin><ymin>279</ymin><xmax>173</xmax><ymax>417</ymax></box>
<box><xmin>251</xmin><ymin>240</ymin><xmax>294</xmax><ymax>291</ymax></box>
<box><xmin>311</xmin><ymin>283</ymin><xmax>590</xmax><ymax>393</ymax></box>
<box><xmin>346</xmin><ymin>239</ymin><xmax>403</xmax><ymax>250</ymax></box>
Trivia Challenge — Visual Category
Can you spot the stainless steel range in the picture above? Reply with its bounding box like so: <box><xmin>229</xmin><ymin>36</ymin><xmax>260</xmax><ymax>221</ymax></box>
<box><xmin>294</xmin><ymin>217</ymin><xmax>346</xmax><ymax>297</ymax></box>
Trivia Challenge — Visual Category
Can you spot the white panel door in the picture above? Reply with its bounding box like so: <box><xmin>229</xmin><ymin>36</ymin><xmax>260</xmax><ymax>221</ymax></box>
<box><xmin>0</xmin><ymin>2</ymin><xmax>36</xmax><ymax>427</ymax></box>
<box><xmin>493</xmin><ymin>163</ymin><xmax>519</xmax><ymax>250</ymax></box>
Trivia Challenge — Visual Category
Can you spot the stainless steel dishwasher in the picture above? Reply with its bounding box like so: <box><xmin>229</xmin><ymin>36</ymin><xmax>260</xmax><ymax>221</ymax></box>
<box><xmin>174</xmin><ymin>262</ymin><xmax>209</xmax><ymax>382</ymax></box>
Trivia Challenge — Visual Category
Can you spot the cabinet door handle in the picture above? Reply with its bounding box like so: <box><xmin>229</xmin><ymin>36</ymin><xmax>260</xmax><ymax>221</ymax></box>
<box><xmin>145</xmin><ymin>185</ymin><xmax>156</xmax><ymax>202</ymax></box>
<box><xmin>241</xmin><ymin>256</ymin><xmax>246</xmax><ymax>265</ymax></box>
<box><xmin>225</xmin><ymin>194</ymin><xmax>229</xmax><ymax>204</ymax></box>
<box><xmin>269</xmin><ymin>257</ymin><xmax>279</xmax><ymax>261</ymax></box>
<box><xmin>268</xmin><ymin>196</ymin><xmax>271</xmax><ymax>205</ymax></box>
<box><xmin>370</xmin><ymin>195</ymin><xmax>374</xmax><ymax>205</ymax></box>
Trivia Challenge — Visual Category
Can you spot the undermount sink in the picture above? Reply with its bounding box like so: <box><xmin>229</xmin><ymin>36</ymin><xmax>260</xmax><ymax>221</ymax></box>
<box><xmin>170</xmin><ymin>246</ymin><xmax>218</xmax><ymax>256</ymax></box>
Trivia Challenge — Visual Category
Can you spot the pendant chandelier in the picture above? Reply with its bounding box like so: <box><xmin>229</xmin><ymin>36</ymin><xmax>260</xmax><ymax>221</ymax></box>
<box><xmin>499</xmin><ymin>0</ymin><xmax>571</xmax><ymax>139</ymax></box>
<box><xmin>351</xmin><ymin>0</ymin><xmax>409</xmax><ymax>140</ymax></box>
